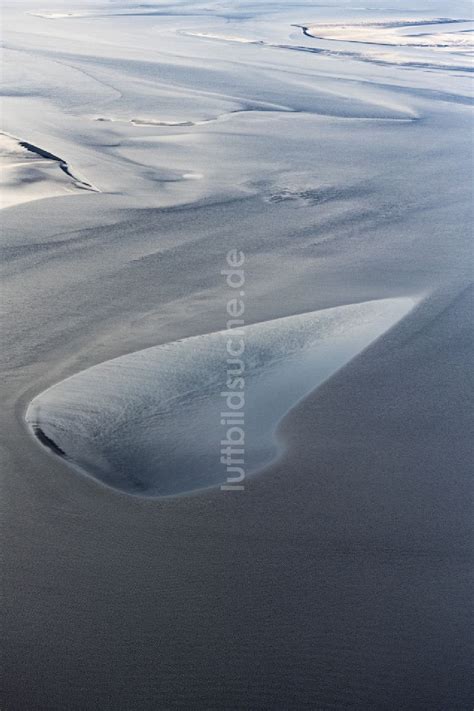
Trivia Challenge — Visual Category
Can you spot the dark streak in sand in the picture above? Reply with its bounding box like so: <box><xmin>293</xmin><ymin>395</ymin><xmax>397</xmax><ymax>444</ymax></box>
<box><xmin>32</xmin><ymin>425</ymin><xmax>66</xmax><ymax>457</ymax></box>
<box><xmin>18</xmin><ymin>140</ymin><xmax>99</xmax><ymax>191</ymax></box>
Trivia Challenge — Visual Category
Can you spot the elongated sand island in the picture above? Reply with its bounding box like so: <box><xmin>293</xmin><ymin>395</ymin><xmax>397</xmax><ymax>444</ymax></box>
<box><xmin>26</xmin><ymin>298</ymin><xmax>415</xmax><ymax>496</ymax></box>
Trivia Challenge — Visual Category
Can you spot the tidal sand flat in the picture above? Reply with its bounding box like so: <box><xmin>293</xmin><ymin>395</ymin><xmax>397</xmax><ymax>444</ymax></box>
<box><xmin>1</xmin><ymin>0</ymin><xmax>473</xmax><ymax>708</ymax></box>
<box><xmin>26</xmin><ymin>298</ymin><xmax>415</xmax><ymax>495</ymax></box>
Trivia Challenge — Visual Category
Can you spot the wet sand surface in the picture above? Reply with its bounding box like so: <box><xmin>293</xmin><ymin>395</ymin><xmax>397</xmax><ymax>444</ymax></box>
<box><xmin>1</xmin><ymin>0</ymin><xmax>473</xmax><ymax>708</ymax></box>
